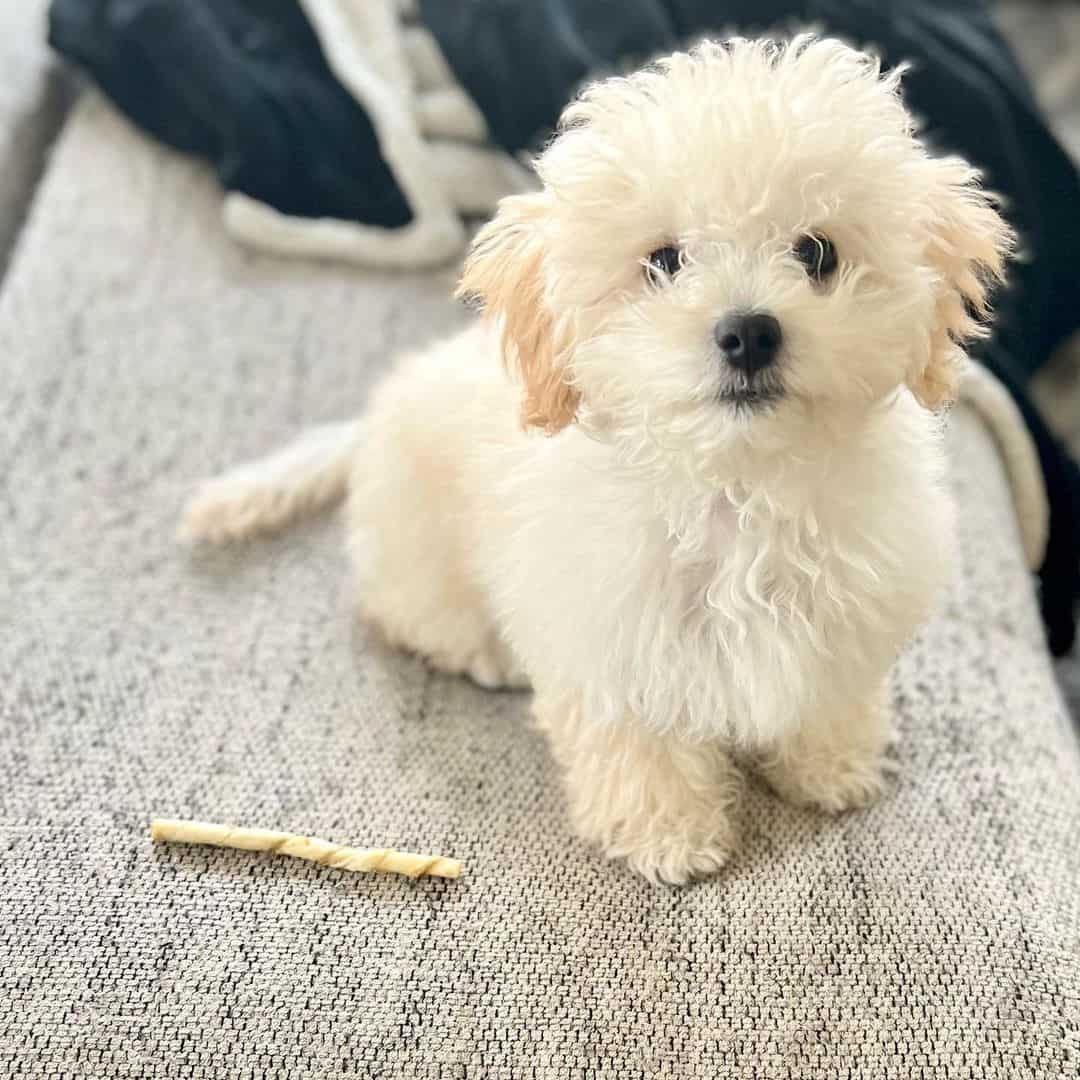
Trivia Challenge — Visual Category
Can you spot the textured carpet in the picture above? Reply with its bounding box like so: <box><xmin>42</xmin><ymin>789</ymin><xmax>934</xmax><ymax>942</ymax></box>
<box><xmin>1</xmin><ymin>92</ymin><xmax>1078</xmax><ymax>1077</ymax></box>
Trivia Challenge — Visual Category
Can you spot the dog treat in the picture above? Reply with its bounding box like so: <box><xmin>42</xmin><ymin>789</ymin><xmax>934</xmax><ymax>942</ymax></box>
<box><xmin>150</xmin><ymin>818</ymin><xmax>461</xmax><ymax>879</ymax></box>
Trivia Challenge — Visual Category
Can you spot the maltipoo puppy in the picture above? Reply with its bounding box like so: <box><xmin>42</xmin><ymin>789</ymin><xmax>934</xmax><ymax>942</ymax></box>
<box><xmin>184</xmin><ymin>37</ymin><xmax>1011</xmax><ymax>883</ymax></box>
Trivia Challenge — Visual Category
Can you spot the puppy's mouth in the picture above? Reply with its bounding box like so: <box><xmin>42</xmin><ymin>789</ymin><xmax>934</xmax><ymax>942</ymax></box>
<box><xmin>716</xmin><ymin>376</ymin><xmax>785</xmax><ymax>412</ymax></box>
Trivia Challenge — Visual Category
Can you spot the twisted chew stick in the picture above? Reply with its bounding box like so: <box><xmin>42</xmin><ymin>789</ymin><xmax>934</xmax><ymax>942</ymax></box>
<box><xmin>150</xmin><ymin>818</ymin><xmax>461</xmax><ymax>879</ymax></box>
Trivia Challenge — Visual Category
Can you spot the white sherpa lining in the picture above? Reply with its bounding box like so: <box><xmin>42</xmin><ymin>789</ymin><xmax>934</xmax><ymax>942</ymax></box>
<box><xmin>225</xmin><ymin>0</ymin><xmax>465</xmax><ymax>269</ymax></box>
<box><xmin>223</xmin><ymin>0</ymin><xmax>529</xmax><ymax>269</ymax></box>
<box><xmin>960</xmin><ymin>364</ymin><xmax>1049</xmax><ymax>571</ymax></box>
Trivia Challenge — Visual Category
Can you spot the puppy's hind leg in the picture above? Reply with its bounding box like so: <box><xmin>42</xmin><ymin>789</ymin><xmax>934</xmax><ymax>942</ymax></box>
<box><xmin>535</xmin><ymin>693</ymin><xmax>741</xmax><ymax>884</ymax></box>
<box><xmin>181</xmin><ymin>421</ymin><xmax>361</xmax><ymax>544</ymax></box>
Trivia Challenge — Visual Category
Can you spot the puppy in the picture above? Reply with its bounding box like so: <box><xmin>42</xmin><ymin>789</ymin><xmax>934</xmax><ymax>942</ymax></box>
<box><xmin>184</xmin><ymin>37</ymin><xmax>1012</xmax><ymax>884</ymax></box>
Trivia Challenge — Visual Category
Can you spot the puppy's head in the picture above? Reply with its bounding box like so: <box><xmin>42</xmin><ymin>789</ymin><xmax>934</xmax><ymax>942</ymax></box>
<box><xmin>459</xmin><ymin>37</ymin><xmax>1012</xmax><ymax>467</ymax></box>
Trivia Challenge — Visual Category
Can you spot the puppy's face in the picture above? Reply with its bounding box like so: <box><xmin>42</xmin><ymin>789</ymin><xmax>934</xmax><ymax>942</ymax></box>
<box><xmin>461</xmin><ymin>37</ymin><xmax>1012</xmax><ymax>475</ymax></box>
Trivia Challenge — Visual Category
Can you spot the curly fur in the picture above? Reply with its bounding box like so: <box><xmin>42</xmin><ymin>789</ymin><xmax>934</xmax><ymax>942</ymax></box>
<box><xmin>183</xmin><ymin>37</ymin><xmax>1012</xmax><ymax>884</ymax></box>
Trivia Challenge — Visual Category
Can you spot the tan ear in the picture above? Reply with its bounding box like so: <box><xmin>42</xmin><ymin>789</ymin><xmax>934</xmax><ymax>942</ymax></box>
<box><xmin>457</xmin><ymin>193</ymin><xmax>578</xmax><ymax>433</ymax></box>
<box><xmin>910</xmin><ymin>158</ymin><xmax>1014</xmax><ymax>409</ymax></box>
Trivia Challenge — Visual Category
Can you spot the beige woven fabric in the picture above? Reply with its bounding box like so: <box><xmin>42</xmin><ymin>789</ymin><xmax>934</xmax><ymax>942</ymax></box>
<box><xmin>1</xmin><ymin>94</ymin><xmax>1079</xmax><ymax>1079</ymax></box>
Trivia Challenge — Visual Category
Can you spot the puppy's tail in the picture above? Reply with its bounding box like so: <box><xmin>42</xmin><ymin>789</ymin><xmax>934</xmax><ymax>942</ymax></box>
<box><xmin>180</xmin><ymin>420</ymin><xmax>362</xmax><ymax>544</ymax></box>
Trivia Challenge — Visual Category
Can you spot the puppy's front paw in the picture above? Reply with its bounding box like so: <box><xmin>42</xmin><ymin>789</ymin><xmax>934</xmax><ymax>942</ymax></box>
<box><xmin>606</xmin><ymin>824</ymin><xmax>735</xmax><ymax>886</ymax></box>
<box><xmin>570</xmin><ymin>794</ymin><xmax>738</xmax><ymax>885</ymax></box>
<box><xmin>764</xmin><ymin>746</ymin><xmax>895</xmax><ymax>813</ymax></box>
<box><xmin>537</xmin><ymin>698</ymin><xmax>741</xmax><ymax>884</ymax></box>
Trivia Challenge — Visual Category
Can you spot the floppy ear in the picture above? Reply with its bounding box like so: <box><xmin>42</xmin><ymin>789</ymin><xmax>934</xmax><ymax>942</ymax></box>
<box><xmin>457</xmin><ymin>193</ymin><xmax>579</xmax><ymax>433</ymax></box>
<box><xmin>910</xmin><ymin>158</ymin><xmax>1014</xmax><ymax>409</ymax></box>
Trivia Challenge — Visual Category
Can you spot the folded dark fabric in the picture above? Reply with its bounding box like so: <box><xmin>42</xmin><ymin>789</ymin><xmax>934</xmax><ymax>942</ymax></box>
<box><xmin>48</xmin><ymin>0</ymin><xmax>412</xmax><ymax>228</ymax></box>
<box><xmin>980</xmin><ymin>345</ymin><xmax>1080</xmax><ymax>656</ymax></box>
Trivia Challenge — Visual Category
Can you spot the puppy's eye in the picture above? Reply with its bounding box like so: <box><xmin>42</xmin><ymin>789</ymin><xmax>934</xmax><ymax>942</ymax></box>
<box><xmin>646</xmin><ymin>245</ymin><xmax>682</xmax><ymax>282</ymax></box>
<box><xmin>793</xmin><ymin>233</ymin><xmax>838</xmax><ymax>282</ymax></box>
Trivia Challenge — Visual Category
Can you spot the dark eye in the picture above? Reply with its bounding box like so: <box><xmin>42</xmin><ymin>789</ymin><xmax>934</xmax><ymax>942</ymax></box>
<box><xmin>793</xmin><ymin>233</ymin><xmax>838</xmax><ymax>282</ymax></box>
<box><xmin>646</xmin><ymin>244</ymin><xmax>682</xmax><ymax>282</ymax></box>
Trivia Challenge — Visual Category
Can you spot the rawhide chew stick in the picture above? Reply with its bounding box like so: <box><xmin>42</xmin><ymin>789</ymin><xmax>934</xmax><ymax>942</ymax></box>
<box><xmin>150</xmin><ymin>818</ymin><xmax>461</xmax><ymax>879</ymax></box>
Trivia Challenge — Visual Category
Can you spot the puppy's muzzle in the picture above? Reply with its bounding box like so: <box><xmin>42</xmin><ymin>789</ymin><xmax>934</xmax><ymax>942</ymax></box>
<box><xmin>714</xmin><ymin>312</ymin><xmax>783</xmax><ymax>375</ymax></box>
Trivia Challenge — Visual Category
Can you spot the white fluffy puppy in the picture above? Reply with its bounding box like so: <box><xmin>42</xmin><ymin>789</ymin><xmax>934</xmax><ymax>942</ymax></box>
<box><xmin>184</xmin><ymin>37</ymin><xmax>1012</xmax><ymax>884</ymax></box>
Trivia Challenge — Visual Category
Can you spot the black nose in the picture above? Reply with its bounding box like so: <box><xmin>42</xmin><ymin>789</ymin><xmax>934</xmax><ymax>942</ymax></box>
<box><xmin>714</xmin><ymin>312</ymin><xmax>783</xmax><ymax>374</ymax></box>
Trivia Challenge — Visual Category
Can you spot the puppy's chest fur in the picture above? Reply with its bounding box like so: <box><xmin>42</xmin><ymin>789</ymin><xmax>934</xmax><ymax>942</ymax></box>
<box><xmin>632</xmin><ymin>493</ymin><xmax>901</xmax><ymax>735</ymax></box>
<box><xmin>494</xmin><ymin>427</ymin><xmax>946</xmax><ymax>744</ymax></box>
<box><xmin>667</xmin><ymin>491</ymin><xmax>836</xmax><ymax>617</ymax></box>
